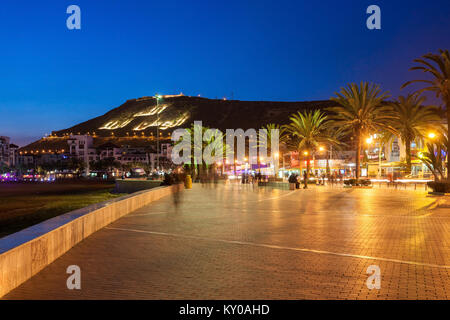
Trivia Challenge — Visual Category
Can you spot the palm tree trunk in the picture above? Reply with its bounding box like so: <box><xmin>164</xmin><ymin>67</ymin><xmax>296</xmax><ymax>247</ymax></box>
<box><xmin>378</xmin><ymin>143</ymin><xmax>383</xmax><ymax>178</ymax></box>
<box><xmin>306</xmin><ymin>156</ymin><xmax>311</xmax><ymax>181</ymax></box>
<box><xmin>405</xmin><ymin>139</ymin><xmax>412</xmax><ymax>175</ymax></box>
<box><xmin>355</xmin><ymin>133</ymin><xmax>361</xmax><ymax>180</ymax></box>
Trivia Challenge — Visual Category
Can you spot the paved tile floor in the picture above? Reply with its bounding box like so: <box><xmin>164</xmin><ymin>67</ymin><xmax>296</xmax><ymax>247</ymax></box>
<box><xmin>4</xmin><ymin>183</ymin><xmax>450</xmax><ymax>299</ymax></box>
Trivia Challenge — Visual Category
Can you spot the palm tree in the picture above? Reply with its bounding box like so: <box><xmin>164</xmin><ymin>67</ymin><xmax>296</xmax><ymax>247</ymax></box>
<box><xmin>402</xmin><ymin>49</ymin><xmax>450</xmax><ymax>179</ymax></box>
<box><xmin>328</xmin><ymin>82</ymin><xmax>392</xmax><ymax>179</ymax></box>
<box><xmin>390</xmin><ymin>94</ymin><xmax>442</xmax><ymax>175</ymax></box>
<box><xmin>256</xmin><ymin>123</ymin><xmax>288</xmax><ymax>176</ymax></box>
<box><xmin>283</xmin><ymin>110</ymin><xmax>340</xmax><ymax>180</ymax></box>
<box><xmin>178</xmin><ymin>124</ymin><xmax>230</xmax><ymax>178</ymax></box>
<box><xmin>421</xmin><ymin>140</ymin><xmax>448</xmax><ymax>181</ymax></box>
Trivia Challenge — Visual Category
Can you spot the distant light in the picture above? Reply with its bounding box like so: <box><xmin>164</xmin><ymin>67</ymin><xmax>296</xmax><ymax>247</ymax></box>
<box><xmin>319</xmin><ymin>146</ymin><xmax>325</xmax><ymax>152</ymax></box>
<box><xmin>366</xmin><ymin>137</ymin><xmax>373</xmax><ymax>144</ymax></box>
<box><xmin>303</xmin><ymin>151</ymin><xmax>308</xmax><ymax>156</ymax></box>
<box><xmin>428</xmin><ymin>132</ymin><xmax>436</xmax><ymax>139</ymax></box>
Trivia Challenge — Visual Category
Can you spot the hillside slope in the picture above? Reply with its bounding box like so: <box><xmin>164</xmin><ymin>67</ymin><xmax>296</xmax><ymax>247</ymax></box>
<box><xmin>21</xmin><ymin>95</ymin><xmax>335</xmax><ymax>151</ymax></box>
<box><xmin>53</xmin><ymin>95</ymin><xmax>335</xmax><ymax>136</ymax></box>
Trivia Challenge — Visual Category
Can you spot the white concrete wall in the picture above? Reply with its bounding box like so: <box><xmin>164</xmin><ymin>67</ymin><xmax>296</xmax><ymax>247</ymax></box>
<box><xmin>0</xmin><ymin>184</ymin><xmax>183</xmax><ymax>297</ymax></box>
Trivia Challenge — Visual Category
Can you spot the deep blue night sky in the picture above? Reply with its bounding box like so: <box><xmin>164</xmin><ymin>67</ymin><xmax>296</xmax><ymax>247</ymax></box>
<box><xmin>0</xmin><ymin>0</ymin><xmax>449</xmax><ymax>145</ymax></box>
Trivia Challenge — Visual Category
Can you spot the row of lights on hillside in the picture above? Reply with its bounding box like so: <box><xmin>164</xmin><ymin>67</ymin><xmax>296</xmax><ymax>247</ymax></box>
<box><xmin>43</xmin><ymin>131</ymin><xmax>170</xmax><ymax>138</ymax></box>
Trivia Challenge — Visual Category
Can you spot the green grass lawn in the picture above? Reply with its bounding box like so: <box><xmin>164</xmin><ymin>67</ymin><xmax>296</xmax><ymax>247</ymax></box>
<box><xmin>0</xmin><ymin>182</ymin><xmax>124</xmax><ymax>238</ymax></box>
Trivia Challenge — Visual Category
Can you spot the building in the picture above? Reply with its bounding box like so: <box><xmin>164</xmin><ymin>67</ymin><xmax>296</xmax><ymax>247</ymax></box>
<box><xmin>18</xmin><ymin>135</ymin><xmax>173</xmax><ymax>175</ymax></box>
<box><xmin>276</xmin><ymin>122</ymin><xmax>448</xmax><ymax>180</ymax></box>
<box><xmin>365</xmin><ymin>122</ymin><xmax>448</xmax><ymax>178</ymax></box>
<box><xmin>0</xmin><ymin>136</ymin><xmax>11</xmax><ymax>166</ymax></box>
<box><xmin>0</xmin><ymin>136</ymin><xmax>18</xmax><ymax>167</ymax></box>
<box><xmin>9</xmin><ymin>144</ymin><xmax>18</xmax><ymax>167</ymax></box>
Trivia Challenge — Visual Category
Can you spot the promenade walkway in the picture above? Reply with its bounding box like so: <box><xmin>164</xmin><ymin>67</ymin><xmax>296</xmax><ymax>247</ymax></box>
<box><xmin>5</xmin><ymin>183</ymin><xmax>450</xmax><ymax>299</ymax></box>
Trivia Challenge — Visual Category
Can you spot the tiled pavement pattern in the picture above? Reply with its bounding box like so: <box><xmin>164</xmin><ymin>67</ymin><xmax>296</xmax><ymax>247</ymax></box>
<box><xmin>4</xmin><ymin>183</ymin><xmax>450</xmax><ymax>299</ymax></box>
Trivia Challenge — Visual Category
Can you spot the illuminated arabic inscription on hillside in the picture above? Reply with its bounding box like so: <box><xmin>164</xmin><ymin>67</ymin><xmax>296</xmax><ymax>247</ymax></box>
<box><xmin>134</xmin><ymin>105</ymin><xmax>168</xmax><ymax>117</ymax></box>
<box><xmin>99</xmin><ymin>119</ymin><xmax>133</xmax><ymax>130</ymax></box>
<box><xmin>133</xmin><ymin>114</ymin><xmax>189</xmax><ymax>131</ymax></box>
<box><xmin>99</xmin><ymin>102</ymin><xmax>189</xmax><ymax>131</ymax></box>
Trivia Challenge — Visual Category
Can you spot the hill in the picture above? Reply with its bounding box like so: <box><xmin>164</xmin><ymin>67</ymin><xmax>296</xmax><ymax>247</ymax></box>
<box><xmin>21</xmin><ymin>95</ymin><xmax>335</xmax><ymax>151</ymax></box>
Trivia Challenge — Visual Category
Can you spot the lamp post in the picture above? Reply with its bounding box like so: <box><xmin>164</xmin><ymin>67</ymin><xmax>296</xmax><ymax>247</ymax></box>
<box><xmin>367</xmin><ymin>135</ymin><xmax>381</xmax><ymax>178</ymax></box>
<box><xmin>319</xmin><ymin>146</ymin><xmax>331</xmax><ymax>176</ymax></box>
<box><xmin>155</xmin><ymin>94</ymin><xmax>162</xmax><ymax>172</ymax></box>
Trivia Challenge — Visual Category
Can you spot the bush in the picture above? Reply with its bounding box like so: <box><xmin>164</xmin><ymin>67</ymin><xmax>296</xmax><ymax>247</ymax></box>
<box><xmin>343</xmin><ymin>179</ymin><xmax>355</xmax><ymax>186</ymax></box>
<box><xmin>161</xmin><ymin>173</ymin><xmax>184</xmax><ymax>186</ymax></box>
<box><xmin>359</xmin><ymin>179</ymin><xmax>372</xmax><ymax>186</ymax></box>
<box><xmin>344</xmin><ymin>179</ymin><xmax>372</xmax><ymax>186</ymax></box>
<box><xmin>427</xmin><ymin>182</ymin><xmax>450</xmax><ymax>193</ymax></box>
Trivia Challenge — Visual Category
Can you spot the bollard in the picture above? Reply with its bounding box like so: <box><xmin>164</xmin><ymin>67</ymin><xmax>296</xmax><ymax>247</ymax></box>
<box><xmin>185</xmin><ymin>175</ymin><xmax>193</xmax><ymax>189</ymax></box>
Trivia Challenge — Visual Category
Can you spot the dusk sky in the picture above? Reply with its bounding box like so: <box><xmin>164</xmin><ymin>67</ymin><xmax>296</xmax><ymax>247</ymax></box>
<box><xmin>0</xmin><ymin>0</ymin><xmax>449</xmax><ymax>146</ymax></box>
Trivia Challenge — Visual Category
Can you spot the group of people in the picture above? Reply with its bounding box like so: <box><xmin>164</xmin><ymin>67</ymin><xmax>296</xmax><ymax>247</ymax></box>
<box><xmin>241</xmin><ymin>172</ymin><xmax>267</xmax><ymax>184</ymax></box>
<box><xmin>288</xmin><ymin>172</ymin><xmax>309</xmax><ymax>189</ymax></box>
<box><xmin>288</xmin><ymin>171</ymin><xmax>345</xmax><ymax>189</ymax></box>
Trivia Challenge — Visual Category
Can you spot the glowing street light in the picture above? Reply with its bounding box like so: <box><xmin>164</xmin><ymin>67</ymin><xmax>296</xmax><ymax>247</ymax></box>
<box><xmin>428</xmin><ymin>132</ymin><xmax>436</xmax><ymax>139</ymax></box>
<box><xmin>366</xmin><ymin>137</ymin><xmax>374</xmax><ymax>144</ymax></box>
<box><xmin>319</xmin><ymin>146</ymin><xmax>325</xmax><ymax>152</ymax></box>
<box><xmin>303</xmin><ymin>151</ymin><xmax>309</xmax><ymax>156</ymax></box>
<box><xmin>155</xmin><ymin>94</ymin><xmax>163</xmax><ymax>170</ymax></box>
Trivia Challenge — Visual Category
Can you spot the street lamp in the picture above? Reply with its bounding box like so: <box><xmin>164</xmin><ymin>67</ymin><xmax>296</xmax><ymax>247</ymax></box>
<box><xmin>155</xmin><ymin>94</ymin><xmax>162</xmax><ymax>172</ymax></box>
<box><xmin>428</xmin><ymin>132</ymin><xmax>437</xmax><ymax>139</ymax></box>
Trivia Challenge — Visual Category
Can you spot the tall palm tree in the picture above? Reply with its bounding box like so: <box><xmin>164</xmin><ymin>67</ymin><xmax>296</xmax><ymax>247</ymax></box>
<box><xmin>391</xmin><ymin>94</ymin><xmax>442</xmax><ymax>175</ymax></box>
<box><xmin>283</xmin><ymin>110</ymin><xmax>340</xmax><ymax>180</ymax></box>
<box><xmin>328</xmin><ymin>82</ymin><xmax>392</xmax><ymax>179</ymax></box>
<box><xmin>257</xmin><ymin>123</ymin><xmax>288</xmax><ymax>153</ymax></box>
<box><xmin>256</xmin><ymin>123</ymin><xmax>288</xmax><ymax>175</ymax></box>
<box><xmin>402</xmin><ymin>49</ymin><xmax>450</xmax><ymax>179</ymax></box>
<box><xmin>178</xmin><ymin>124</ymin><xmax>230</xmax><ymax>178</ymax></box>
